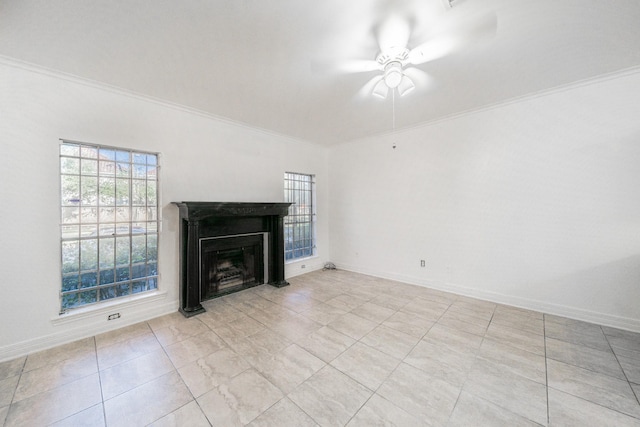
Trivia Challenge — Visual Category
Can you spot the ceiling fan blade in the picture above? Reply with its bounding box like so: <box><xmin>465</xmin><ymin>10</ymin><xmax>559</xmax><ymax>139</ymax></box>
<box><xmin>376</xmin><ymin>14</ymin><xmax>411</xmax><ymax>53</ymax></box>
<box><xmin>408</xmin><ymin>10</ymin><xmax>497</xmax><ymax>65</ymax></box>
<box><xmin>311</xmin><ymin>58</ymin><xmax>381</xmax><ymax>75</ymax></box>
<box><xmin>355</xmin><ymin>75</ymin><xmax>385</xmax><ymax>100</ymax></box>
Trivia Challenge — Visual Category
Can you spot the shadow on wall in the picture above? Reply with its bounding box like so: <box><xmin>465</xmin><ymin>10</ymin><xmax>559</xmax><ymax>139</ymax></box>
<box><xmin>531</xmin><ymin>253</ymin><xmax>640</xmax><ymax>323</ymax></box>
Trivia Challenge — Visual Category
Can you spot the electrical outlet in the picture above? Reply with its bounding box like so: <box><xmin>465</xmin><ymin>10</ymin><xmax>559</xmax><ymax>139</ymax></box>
<box><xmin>107</xmin><ymin>313</ymin><xmax>121</xmax><ymax>321</ymax></box>
<box><xmin>420</xmin><ymin>260</ymin><xmax>426</xmax><ymax>267</ymax></box>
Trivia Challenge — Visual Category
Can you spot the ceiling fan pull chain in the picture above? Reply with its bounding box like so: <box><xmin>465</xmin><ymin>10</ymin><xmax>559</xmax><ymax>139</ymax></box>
<box><xmin>392</xmin><ymin>90</ymin><xmax>397</xmax><ymax>149</ymax></box>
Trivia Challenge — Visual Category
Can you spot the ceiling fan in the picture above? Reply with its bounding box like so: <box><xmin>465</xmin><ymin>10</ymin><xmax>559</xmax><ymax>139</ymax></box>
<box><xmin>329</xmin><ymin>1</ymin><xmax>498</xmax><ymax>99</ymax></box>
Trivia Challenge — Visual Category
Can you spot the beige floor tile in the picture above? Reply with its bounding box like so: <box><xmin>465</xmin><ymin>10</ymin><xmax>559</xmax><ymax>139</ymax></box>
<box><xmin>4</xmin><ymin>373</ymin><xmax>102</xmax><ymax>427</ymax></box>
<box><xmin>96</xmin><ymin>331</ymin><xmax>162</xmax><ymax>370</ymax></box>
<box><xmin>300</xmin><ymin>302</ymin><xmax>348</xmax><ymax>326</ymax></box>
<box><xmin>494</xmin><ymin>304</ymin><xmax>543</xmax><ymax>320</ymax></box>
<box><xmin>463</xmin><ymin>359</ymin><xmax>547</xmax><ymax>425</ymax></box>
<box><xmin>478</xmin><ymin>338</ymin><xmax>546</xmax><ymax>384</ymax></box>
<box><xmin>324</xmin><ymin>293</ymin><xmax>368</xmax><ymax>311</ymax></box>
<box><xmin>95</xmin><ymin>321</ymin><xmax>151</xmax><ymax>349</ymax></box>
<box><xmin>149</xmin><ymin>400</ymin><xmax>211</xmax><ymax>427</ymax></box>
<box><xmin>50</xmin><ymin>403</ymin><xmax>105</xmax><ymax>427</ymax></box>
<box><xmin>0</xmin><ymin>375</ymin><xmax>19</xmax><ymax>407</ymax></box>
<box><xmin>103</xmin><ymin>371</ymin><xmax>192</xmax><ymax>427</ymax></box>
<box><xmin>198</xmin><ymin>299</ymin><xmax>245</xmax><ymax>325</ymax></box>
<box><xmin>0</xmin><ymin>405</ymin><xmax>8</xmax><ymax>426</ymax></box>
<box><xmin>347</xmin><ymin>393</ymin><xmax>426</xmax><ymax>427</ymax></box>
<box><xmin>8</xmin><ymin>271</ymin><xmax>640</xmax><ymax>427</ymax></box>
<box><xmin>603</xmin><ymin>327</ymin><xmax>640</xmax><ymax>353</ymax></box>
<box><xmin>178</xmin><ymin>347</ymin><xmax>251</xmax><ymax>398</ymax></box>
<box><xmin>545</xmin><ymin>319</ymin><xmax>610</xmax><ymax>351</ymax></box>
<box><xmin>547</xmin><ymin>358</ymin><xmax>640</xmax><ymax>418</ymax></box>
<box><xmin>152</xmin><ymin>317</ymin><xmax>211</xmax><ymax>347</ymax></box>
<box><xmin>448</xmin><ymin>391</ymin><xmax>543</xmax><ymax>427</ymax></box>
<box><xmin>349</xmin><ymin>301</ymin><xmax>396</xmax><ymax>324</ymax></box>
<box><xmin>328</xmin><ymin>312</ymin><xmax>378</xmax><ymax>340</ymax></box>
<box><xmin>546</xmin><ymin>337</ymin><xmax>625</xmax><ymax>380</ymax></box>
<box><xmin>254</xmin><ymin>344</ymin><xmax>325</xmax><ymax>393</ymax></box>
<box><xmin>404</xmin><ymin>339</ymin><xmax>477</xmax><ymax>387</ymax></box>
<box><xmin>548</xmin><ymin>388</ymin><xmax>640</xmax><ymax>426</ymax></box>
<box><xmin>197</xmin><ymin>368</ymin><xmax>283</xmax><ymax>426</ymax></box>
<box><xmin>485</xmin><ymin>322</ymin><xmax>546</xmax><ymax>356</ymax></box>
<box><xmin>0</xmin><ymin>358</ymin><xmax>25</xmax><ymax>381</ymax></box>
<box><xmin>267</xmin><ymin>313</ymin><xmax>323</xmax><ymax>341</ymax></box>
<box><xmin>226</xmin><ymin>328</ymin><xmax>292</xmax><ymax>366</ymax></box>
<box><xmin>294</xmin><ymin>325</ymin><xmax>355</xmax><ymax>363</ymax></box>
<box><xmin>437</xmin><ymin>310</ymin><xmax>489</xmax><ymax>336</ymax></box>
<box><xmin>248</xmin><ymin>397</ymin><xmax>318</xmax><ymax>427</ymax></box>
<box><xmin>163</xmin><ymin>330</ymin><xmax>226</xmax><ymax>368</ymax></box>
<box><xmin>382</xmin><ymin>311</ymin><xmax>434</xmax><ymax>338</ymax></box>
<box><xmin>401</xmin><ymin>297</ymin><xmax>450</xmax><ymax>321</ymax></box>
<box><xmin>13</xmin><ymin>351</ymin><xmax>97</xmax><ymax>402</ymax></box>
<box><xmin>360</xmin><ymin>324</ymin><xmax>420</xmax><ymax>360</ymax></box>
<box><xmin>377</xmin><ymin>362</ymin><xmax>460</xmax><ymax>425</ymax></box>
<box><xmin>619</xmin><ymin>355</ymin><xmax>640</xmax><ymax>384</ymax></box>
<box><xmin>448</xmin><ymin>300</ymin><xmax>496</xmax><ymax>321</ymax></box>
<box><xmin>100</xmin><ymin>349</ymin><xmax>175</xmax><ymax>400</ymax></box>
<box><xmin>331</xmin><ymin>342</ymin><xmax>400</xmax><ymax>391</ymax></box>
<box><xmin>23</xmin><ymin>337</ymin><xmax>95</xmax><ymax>372</ymax></box>
<box><xmin>491</xmin><ymin>311</ymin><xmax>545</xmax><ymax>336</ymax></box>
<box><xmin>368</xmin><ymin>294</ymin><xmax>412</xmax><ymax>311</ymax></box>
<box><xmin>423</xmin><ymin>323</ymin><xmax>484</xmax><ymax>355</ymax></box>
<box><xmin>288</xmin><ymin>365</ymin><xmax>372</xmax><ymax>427</ymax></box>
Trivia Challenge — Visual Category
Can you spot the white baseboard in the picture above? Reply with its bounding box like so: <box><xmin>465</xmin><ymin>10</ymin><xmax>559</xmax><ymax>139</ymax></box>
<box><xmin>335</xmin><ymin>263</ymin><xmax>640</xmax><ymax>333</ymax></box>
<box><xmin>0</xmin><ymin>296</ymin><xmax>178</xmax><ymax>363</ymax></box>
<box><xmin>285</xmin><ymin>257</ymin><xmax>325</xmax><ymax>279</ymax></box>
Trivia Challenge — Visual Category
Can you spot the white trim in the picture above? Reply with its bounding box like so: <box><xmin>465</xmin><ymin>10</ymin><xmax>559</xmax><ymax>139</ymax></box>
<box><xmin>334</xmin><ymin>263</ymin><xmax>640</xmax><ymax>333</ymax></box>
<box><xmin>0</xmin><ymin>294</ymin><xmax>176</xmax><ymax>363</ymax></box>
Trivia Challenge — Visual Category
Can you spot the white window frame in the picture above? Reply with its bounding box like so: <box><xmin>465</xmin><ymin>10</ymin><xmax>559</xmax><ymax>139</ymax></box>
<box><xmin>284</xmin><ymin>172</ymin><xmax>316</xmax><ymax>262</ymax></box>
<box><xmin>59</xmin><ymin>140</ymin><xmax>160</xmax><ymax>313</ymax></box>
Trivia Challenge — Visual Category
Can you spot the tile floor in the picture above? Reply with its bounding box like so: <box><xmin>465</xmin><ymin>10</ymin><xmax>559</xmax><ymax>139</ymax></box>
<box><xmin>1</xmin><ymin>270</ymin><xmax>640</xmax><ymax>426</ymax></box>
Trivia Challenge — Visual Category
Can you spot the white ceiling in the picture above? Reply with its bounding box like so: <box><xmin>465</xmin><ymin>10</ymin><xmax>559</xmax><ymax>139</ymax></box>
<box><xmin>1</xmin><ymin>0</ymin><xmax>640</xmax><ymax>145</ymax></box>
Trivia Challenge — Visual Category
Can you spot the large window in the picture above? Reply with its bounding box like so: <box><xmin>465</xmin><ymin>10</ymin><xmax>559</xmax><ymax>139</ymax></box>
<box><xmin>59</xmin><ymin>141</ymin><xmax>159</xmax><ymax>312</ymax></box>
<box><xmin>284</xmin><ymin>172</ymin><xmax>315</xmax><ymax>261</ymax></box>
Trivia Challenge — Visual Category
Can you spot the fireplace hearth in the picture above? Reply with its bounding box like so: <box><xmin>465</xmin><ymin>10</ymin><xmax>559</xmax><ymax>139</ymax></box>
<box><xmin>173</xmin><ymin>202</ymin><xmax>291</xmax><ymax>317</ymax></box>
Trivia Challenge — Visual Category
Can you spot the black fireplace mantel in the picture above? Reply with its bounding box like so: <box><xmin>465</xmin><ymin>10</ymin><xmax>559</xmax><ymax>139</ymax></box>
<box><xmin>173</xmin><ymin>201</ymin><xmax>291</xmax><ymax>317</ymax></box>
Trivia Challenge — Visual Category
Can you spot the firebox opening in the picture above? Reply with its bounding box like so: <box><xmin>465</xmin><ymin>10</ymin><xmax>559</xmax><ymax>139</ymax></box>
<box><xmin>200</xmin><ymin>233</ymin><xmax>267</xmax><ymax>300</ymax></box>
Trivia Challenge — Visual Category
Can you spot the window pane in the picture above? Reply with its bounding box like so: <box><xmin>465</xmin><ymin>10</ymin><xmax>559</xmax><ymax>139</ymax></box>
<box><xmin>99</xmin><ymin>178</ymin><xmax>115</xmax><ymax>205</ymax></box>
<box><xmin>80</xmin><ymin>239</ymin><xmax>98</xmax><ymax>271</ymax></box>
<box><xmin>81</xmin><ymin>159</ymin><xmax>97</xmax><ymax>176</ymax></box>
<box><xmin>61</xmin><ymin>157</ymin><xmax>79</xmax><ymax>175</ymax></box>
<box><xmin>62</xmin><ymin>241</ymin><xmax>79</xmax><ymax>274</ymax></box>
<box><xmin>284</xmin><ymin>172</ymin><xmax>315</xmax><ymax>261</ymax></box>
<box><xmin>81</xmin><ymin>177</ymin><xmax>98</xmax><ymax>205</ymax></box>
<box><xmin>60</xmin><ymin>141</ymin><xmax>159</xmax><ymax>311</ymax></box>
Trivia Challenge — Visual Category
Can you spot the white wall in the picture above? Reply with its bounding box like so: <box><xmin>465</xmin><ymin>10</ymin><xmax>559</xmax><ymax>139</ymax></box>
<box><xmin>0</xmin><ymin>60</ymin><xmax>329</xmax><ymax>361</ymax></box>
<box><xmin>328</xmin><ymin>70</ymin><xmax>640</xmax><ymax>331</ymax></box>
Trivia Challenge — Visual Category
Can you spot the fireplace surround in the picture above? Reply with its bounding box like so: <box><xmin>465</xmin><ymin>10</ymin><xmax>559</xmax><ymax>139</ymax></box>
<box><xmin>173</xmin><ymin>202</ymin><xmax>291</xmax><ymax>317</ymax></box>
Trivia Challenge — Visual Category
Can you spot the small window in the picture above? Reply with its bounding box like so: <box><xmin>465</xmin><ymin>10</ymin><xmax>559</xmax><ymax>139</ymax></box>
<box><xmin>59</xmin><ymin>141</ymin><xmax>160</xmax><ymax>312</ymax></box>
<box><xmin>284</xmin><ymin>172</ymin><xmax>316</xmax><ymax>261</ymax></box>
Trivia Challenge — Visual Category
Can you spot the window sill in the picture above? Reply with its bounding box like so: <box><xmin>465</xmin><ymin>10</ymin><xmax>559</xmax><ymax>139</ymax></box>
<box><xmin>285</xmin><ymin>254</ymin><xmax>318</xmax><ymax>265</ymax></box>
<box><xmin>52</xmin><ymin>290</ymin><xmax>167</xmax><ymax>326</ymax></box>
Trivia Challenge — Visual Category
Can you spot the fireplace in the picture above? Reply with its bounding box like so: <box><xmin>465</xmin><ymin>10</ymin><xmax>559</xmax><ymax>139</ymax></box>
<box><xmin>173</xmin><ymin>202</ymin><xmax>291</xmax><ymax>317</ymax></box>
<box><xmin>200</xmin><ymin>233</ymin><xmax>265</xmax><ymax>298</ymax></box>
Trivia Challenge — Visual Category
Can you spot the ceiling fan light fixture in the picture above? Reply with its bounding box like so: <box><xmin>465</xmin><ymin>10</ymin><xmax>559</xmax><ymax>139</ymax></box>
<box><xmin>397</xmin><ymin>76</ymin><xmax>415</xmax><ymax>96</ymax></box>
<box><xmin>372</xmin><ymin>79</ymin><xmax>389</xmax><ymax>98</ymax></box>
<box><xmin>383</xmin><ymin>61</ymin><xmax>403</xmax><ymax>88</ymax></box>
